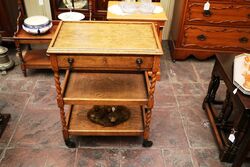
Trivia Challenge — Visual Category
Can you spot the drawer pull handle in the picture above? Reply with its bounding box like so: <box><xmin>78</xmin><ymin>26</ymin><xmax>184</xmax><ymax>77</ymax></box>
<box><xmin>67</xmin><ymin>58</ymin><xmax>74</xmax><ymax>70</ymax></box>
<box><xmin>247</xmin><ymin>14</ymin><xmax>250</xmax><ymax>19</ymax></box>
<box><xmin>136</xmin><ymin>58</ymin><xmax>143</xmax><ymax>65</ymax></box>
<box><xmin>239</xmin><ymin>37</ymin><xmax>249</xmax><ymax>43</ymax></box>
<box><xmin>203</xmin><ymin>10</ymin><xmax>212</xmax><ymax>17</ymax></box>
<box><xmin>197</xmin><ymin>34</ymin><xmax>207</xmax><ymax>41</ymax></box>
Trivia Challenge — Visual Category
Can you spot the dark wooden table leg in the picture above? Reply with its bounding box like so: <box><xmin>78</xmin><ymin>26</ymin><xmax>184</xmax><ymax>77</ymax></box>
<box><xmin>0</xmin><ymin>113</ymin><xmax>10</xmax><ymax>137</ymax></box>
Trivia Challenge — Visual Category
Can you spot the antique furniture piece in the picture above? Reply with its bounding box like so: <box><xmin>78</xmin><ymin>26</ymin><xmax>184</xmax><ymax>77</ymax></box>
<box><xmin>107</xmin><ymin>1</ymin><xmax>167</xmax><ymax>42</ymax></box>
<box><xmin>50</xmin><ymin>0</ymin><xmax>160</xmax><ymax>20</ymax></box>
<box><xmin>47</xmin><ymin>21</ymin><xmax>163</xmax><ymax>148</ymax></box>
<box><xmin>0</xmin><ymin>0</ymin><xmax>21</xmax><ymax>41</ymax></box>
<box><xmin>50</xmin><ymin>0</ymin><xmax>91</xmax><ymax>20</ymax></box>
<box><xmin>203</xmin><ymin>53</ymin><xmax>250</xmax><ymax>163</ymax></box>
<box><xmin>13</xmin><ymin>7</ymin><xmax>59</xmax><ymax>76</ymax></box>
<box><xmin>169</xmin><ymin>0</ymin><xmax>250</xmax><ymax>61</ymax></box>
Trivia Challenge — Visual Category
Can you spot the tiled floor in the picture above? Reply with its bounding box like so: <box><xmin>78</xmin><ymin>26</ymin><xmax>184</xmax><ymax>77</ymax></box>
<box><xmin>0</xmin><ymin>42</ymin><xmax>246</xmax><ymax>167</ymax></box>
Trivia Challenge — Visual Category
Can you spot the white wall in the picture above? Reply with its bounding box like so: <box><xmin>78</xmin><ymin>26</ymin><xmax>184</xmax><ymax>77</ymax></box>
<box><xmin>24</xmin><ymin>0</ymin><xmax>52</xmax><ymax>19</ymax></box>
<box><xmin>161</xmin><ymin>0</ymin><xmax>175</xmax><ymax>40</ymax></box>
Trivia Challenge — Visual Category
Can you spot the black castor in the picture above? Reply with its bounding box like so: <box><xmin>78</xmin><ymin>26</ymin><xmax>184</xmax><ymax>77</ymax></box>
<box><xmin>65</xmin><ymin>139</ymin><xmax>76</xmax><ymax>148</ymax></box>
<box><xmin>142</xmin><ymin>140</ymin><xmax>153</xmax><ymax>147</ymax></box>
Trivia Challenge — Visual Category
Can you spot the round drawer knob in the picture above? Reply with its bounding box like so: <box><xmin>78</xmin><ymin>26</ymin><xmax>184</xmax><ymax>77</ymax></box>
<box><xmin>197</xmin><ymin>34</ymin><xmax>207</xmax><ymax>41</ymax></box>
<box><xmin>239</xmin><ymin>37</ymin><xmax>249</xmax><ymax>43</ymax></box>
<box><xmin>136</xmin><ymin>58</ymin><xmax>143</xmax><ymax>65</ymax></box>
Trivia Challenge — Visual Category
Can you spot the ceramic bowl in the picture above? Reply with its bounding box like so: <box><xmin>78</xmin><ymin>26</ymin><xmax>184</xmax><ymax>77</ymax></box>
<box><xmin>22</xmin><ymin>16</ymin><xmax>52</xmax><ymax>35</ymax></box>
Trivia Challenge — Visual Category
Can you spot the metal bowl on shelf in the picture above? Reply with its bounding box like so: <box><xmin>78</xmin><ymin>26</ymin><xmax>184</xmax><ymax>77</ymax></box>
<box><xmin>22</xmin><ymin>16</ymin><xmax>52</xmax><ymax>35</ymax></box>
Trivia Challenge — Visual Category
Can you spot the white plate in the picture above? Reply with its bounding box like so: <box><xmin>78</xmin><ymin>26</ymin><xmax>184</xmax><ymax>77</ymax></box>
<box><xmin>24</xmin><ymin>16</ymin><xmax>50</xmax><ymax>27</ymax></box>
<box><xmin>58</xmin><ymin>12</ymin><xmax>85</xmax><ymax>21</ymax></box>
<box><xmin>233</xmin><ymin>53</ymin><xmax>250</xmax><ymax>95</ymax></box>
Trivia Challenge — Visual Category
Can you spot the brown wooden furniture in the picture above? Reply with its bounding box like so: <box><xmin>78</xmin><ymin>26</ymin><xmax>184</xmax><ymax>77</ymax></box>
<box><xmin>169</xmin><ymin>0</ymin><xmax>250</xmax><ymax>61</ymax></box>
<box><xmin>0</xmin><ymin>0</ymin><xmax>22</xmax><ymax>41</ymax></box>
<box><xmin>13</xmin><ymin>6</ymin><xmax>59</xmax><ymax>76</ymax></box>
<box><xmin>203</xmin><ymin>53</ymin><xmax>250</xmax><ymax>163</ymax></box>
<box><xmin>50</xmin><ymin>0</ymin><xmax>160</xmax><ymax>20</ymax></box>
<box><xmin>107</xmin><ymin>1</ymin><xmax>167</xmax><ymax>42</ymax></box>
<box><xmin>47</xmin><ymin>21</ymin><xmax>163</xmax><ymax>148</ymax></box>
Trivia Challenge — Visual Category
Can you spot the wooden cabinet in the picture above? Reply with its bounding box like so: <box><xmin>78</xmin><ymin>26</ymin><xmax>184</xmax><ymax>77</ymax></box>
<box><xmin>47</xmin><ymin>21</ymin><xmax>163</xmax><ymax>147</ymax></box>
<box><xmin>169</xmin><ymin>0</ymin><xmax>250</xmax><ymax>61</ymax></box>
<box><xmin>0</xmin><ymin>0</ymin><xmax>20</xmax><ymax>41</ymax></box>
<box><xmin>50</xmin><ymin>0</ymin><xmax>160</xmax><ymax>20</ymax></box>
<box><xmin>50</xmin><ymin>0</ymin><xmax>91</xmax><ymax>20</ymax></box>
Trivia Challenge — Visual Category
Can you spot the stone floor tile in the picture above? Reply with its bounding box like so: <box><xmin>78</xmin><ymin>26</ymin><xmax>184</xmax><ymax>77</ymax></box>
<box><xmin>0</xmin><ymin>147</ymin><xmax>47</xmax><ymax>167</ymax></box>
<box><xmin>176</xmin><ymin>95</ymin><xmax>205</xmax><ymax>107</ymax></box>
<box><xmin>179</xmin><ymin>104</ymin><xmax>208</xmax><ymax>123</ymax></box>
<box><xmin>45</xmin><ymin>148</ymin><xmax>76</xmax><ymax>167</ymax></box>
<box><xmin>191</xmin><ymin>148</ymin><xmax>231</xmax><ymax>167</ymax></box>
<box><xmin>191</xmin><ymin>58</ymin><xmax>215</xmax><ymax>83</ymax></box>
<box><xmin>150</xmin><ymin>107</ymin><xmax>188</xmax><ymax>148</ymax></box>
<box><xmin>182</xmin><ymin>119</ymin><xmax>217</xmax><ymax>148</ymax></box>
<box><xmin>10</xmin><ymin>107</ymin><xmax>65</xmax><ymax>147</ymax></box>
<box><xmin>172</xmin><ymin>83</ymin><xmax>205</xmax><ymax>96</ymax></box>
<box><xmin>163</xmin><ymin>148</ymin><xmax>193</xmax><ymax>167</ymax></box>
<box><xmin>168</xmin><ymin>61</ymin><xmax>198</xmax><ymax>83</ymax></box>
<box><xmin>0</xmin><ymin>92</ymin><xmax>30</xmax><ymax>147</ymax></box>
<box><xmin>0</xmin><ymin>78</ymin><xmax>36</xmax><ymax>93</ymax></box>
<box><xmin>120</xmin><ymin>149</ymin><xmax>165</xmax><ymax>167</ymax></box>
<box><xmin>76</xmin><ymin>148</ymin><xmax>120</xmax><ymax>167</ymax></box>
<box><xmin>27</xmin><ymin>87</ymin><xmax>58</xmax><ymax>110</ymax></box>
<box><xmin>155</xmin><ymin>81</ymin><xmax>177</xmax><ymax>108</ymax></box>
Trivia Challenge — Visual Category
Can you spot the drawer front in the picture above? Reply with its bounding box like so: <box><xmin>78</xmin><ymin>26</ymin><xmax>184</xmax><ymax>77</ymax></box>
<box><xmin>56</xmin><ymin>55</ymin><xmax>154</xmax><ymax>70</ymax></box>
<box><xmin>186</xmin><ymin>3</ymin><xmax>250</xmax><ymax>26</ymax></box>
<box><xmin>181</xmin><ymin>25</ymin><xmax>250</xmax><ymax>51</ymax></box>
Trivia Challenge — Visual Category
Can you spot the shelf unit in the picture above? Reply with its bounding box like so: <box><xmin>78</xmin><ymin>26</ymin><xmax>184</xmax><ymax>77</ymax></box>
<box><xmin>47</xmin><ymin>21</ymin><xmax>163</xmax><ymax>148</ymax></box>
<box><xmin>13</xmin><ymin>7</ymin><xmax>59</xmax><ymax>76</ymax></box>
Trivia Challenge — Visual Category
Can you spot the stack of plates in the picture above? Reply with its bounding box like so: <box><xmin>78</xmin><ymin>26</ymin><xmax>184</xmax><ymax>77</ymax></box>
<box><xmin>22</xmin><ymin>16</ymin><xmax>52</xmax><ymax>35</ymax></box>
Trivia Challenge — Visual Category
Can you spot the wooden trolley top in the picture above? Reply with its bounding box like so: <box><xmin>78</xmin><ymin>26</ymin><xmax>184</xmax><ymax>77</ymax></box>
<box><xmin>47</xmin><ymin>21</ymin><xmax>163</xmax><ymax>55</ymax></box>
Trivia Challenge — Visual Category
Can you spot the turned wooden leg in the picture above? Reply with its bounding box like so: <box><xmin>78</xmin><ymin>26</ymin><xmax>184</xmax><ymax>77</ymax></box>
<box><xmin>15</xmin><ymin>43</ymin><xmax>27</xmax><ymax>76</ymax></box>
<box><xmin>54</xmin><ymin>70</ymin><xmax>75</xmax><ymax>148</ymax></box>
<box><xmin>202</xmin><ymin>75</ymin><xmax>220</xmax><ymax>109</ymax></box>
<box><xmin>142</xmin><ymin>71</ymin><xmax>157</xmax><ymax>147</ymax></box>
<box><xmin>217</xmin><ymin>89</ymin><xmax>233</xmax><ymax>128</ymax></box>
<box><xmin>143</xmin><ymin>108</ymin><xmax>153</xmax><ymax>147</ymax></box>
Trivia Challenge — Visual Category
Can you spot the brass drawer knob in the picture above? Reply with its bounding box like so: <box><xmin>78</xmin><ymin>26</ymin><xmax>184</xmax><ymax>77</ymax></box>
<box><xmin>203</xmin><ymin>10</ymin><xmax>212</xmax><ymax>17</ymax></box>
<box><xmin>197</xmin><ymin>34</ymin><xmax>207</xmax><ymax>41</ymax></box>
<box><xmin>239</xmin><ymin>37</ymin><xmax>249</xmax><ymax>43</ymax></box>
<box><xmin>67</xmin><ymin>58</ymin><xmax>74</xmax><ymax>70</ymax></box>
<box><xmin>136</xmin><ymin>58</ymin><xmax>143</xmax><ymax>65</ymax></box>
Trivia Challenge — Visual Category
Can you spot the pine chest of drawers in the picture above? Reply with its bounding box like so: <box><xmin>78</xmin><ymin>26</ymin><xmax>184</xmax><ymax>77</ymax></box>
<box><xmin>169</xmin><ymin>0</ymin><xmax>250</xmax><ymax>61</ymax></box>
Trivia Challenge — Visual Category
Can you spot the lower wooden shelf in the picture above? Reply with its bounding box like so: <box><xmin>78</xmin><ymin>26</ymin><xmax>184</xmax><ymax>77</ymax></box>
<box><xmin>23</xmin><ymin>49</ymin><xmax>51</xmax><ymax>68</ymax></box>
<box><xmin>66</xmin><ymin>105</ymin><xmax>144</xmax><ymax>136</ymax></box>
<box><xmin>62</xmin><ymin>71</ymin><xmax>149</xmax><ymax>105</ymax></box>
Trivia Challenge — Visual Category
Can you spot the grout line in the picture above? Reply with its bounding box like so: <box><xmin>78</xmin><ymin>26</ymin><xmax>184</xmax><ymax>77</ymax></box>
<box><xmin>74</xmin><ymin>147</ymin><xmax>78</xmax><ymax>167</ymax></box>
<box><xmin>161</xmin><ymin>149</ymin><xmax>167</xmax><ymax>167</ymax></box>
<box><xmin>188</xmin><ymin>148</ymin><xmax>196</xmax><ymax>167</ymax></box>
<box><xmin>43</xmin><ymin>154</ymin><xmax>49</xmax><ymax>167</ymax></box>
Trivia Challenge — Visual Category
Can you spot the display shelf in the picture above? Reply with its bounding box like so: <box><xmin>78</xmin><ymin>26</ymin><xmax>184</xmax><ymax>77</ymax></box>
<box><xmin>23</xmin><ymin>49</ymin><xmax>51</xmax><ymax>68</ymax></box>
<box><xmin>62</xmin><ymin>71</ymin><xmax>149</xmax><ymax>105</ymax></box>
<box><xmin>66</xmin><ymin>105</ymin><xmax>144</xmax><ymax>136</ymax></box>
<box><xmin>14</xmin><ymin>19</ymin><xmax>59</xmax><ymax>76</ymax></box>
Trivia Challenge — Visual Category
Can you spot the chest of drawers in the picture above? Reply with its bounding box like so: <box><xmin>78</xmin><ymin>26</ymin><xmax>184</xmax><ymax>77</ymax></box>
<box><xmin>169</xmin><ymin>0</ymin><xmax>250</xmax><ymax>61</ymax></box>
